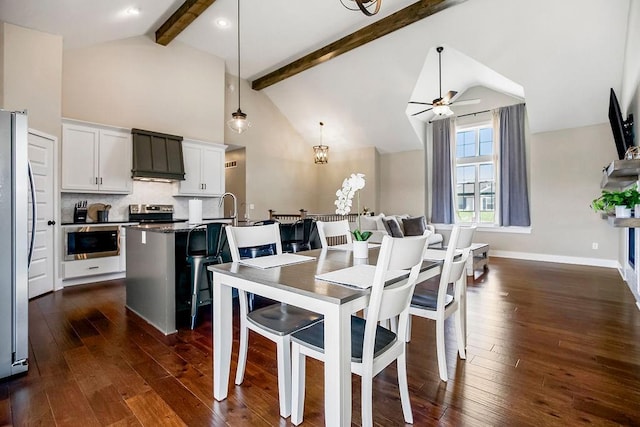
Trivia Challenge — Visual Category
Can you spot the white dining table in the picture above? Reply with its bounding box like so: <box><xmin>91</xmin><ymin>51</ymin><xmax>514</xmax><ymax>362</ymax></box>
<box><xmin>209</xmin><ymin>247</ymin><xmax>440</xmax><ymax>426</ymax></box>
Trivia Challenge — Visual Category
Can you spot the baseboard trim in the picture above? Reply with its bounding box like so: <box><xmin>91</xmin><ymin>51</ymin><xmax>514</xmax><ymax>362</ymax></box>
<box><xmin>490</xmin><ymin>250</ymin><xmax>618</xmax><ymax>268</ymax></box>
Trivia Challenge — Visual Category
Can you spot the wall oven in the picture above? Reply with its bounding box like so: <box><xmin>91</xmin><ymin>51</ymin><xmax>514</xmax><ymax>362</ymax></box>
<box><xmin>64</xmin><ymin>225</ymin><xmax>120</xmax><ymax>261</ymax></box>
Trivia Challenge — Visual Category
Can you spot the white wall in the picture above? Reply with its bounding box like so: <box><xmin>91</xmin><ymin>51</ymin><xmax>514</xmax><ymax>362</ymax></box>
<box><xmin>0</xmin><ymin>23</ymin><xmax>62</xmax><ymax>140</ymax></box>
<box><xmin>63</xmin><ymin>35</ymin><xmax>225</xmax><ymax>143</ymax></box>
<box><xmin>313</xmin><ymin>146</ymin><xmax>379</xmax><ymax>215</ymax></box>
<box><xmin>224</xmin><ymin>74</ymin><xmax>317</xmax><ymax>221</ymax></box>
<box><xmin>379</xmin><ymin>150</ymin><xmax>424</xmax><ymax>216</ymax></box>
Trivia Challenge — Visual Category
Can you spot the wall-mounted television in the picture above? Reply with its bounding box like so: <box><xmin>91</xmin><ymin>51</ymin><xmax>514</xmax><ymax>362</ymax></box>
<box><xmin>609</xmin><ymin>88</ymin><xmax>634</xmax><ymax>160</ymax></box>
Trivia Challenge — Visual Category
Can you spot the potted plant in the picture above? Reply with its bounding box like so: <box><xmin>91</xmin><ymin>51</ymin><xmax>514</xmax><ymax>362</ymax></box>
<box><xmin>335</xmin><ymin>173</ymin><xmax>372</xmax><ymax>257</ymax></box>
<box><xmin>591</xmin><ymin>187</ymin><xmax>640</xmax><ymax>218</ymax></box>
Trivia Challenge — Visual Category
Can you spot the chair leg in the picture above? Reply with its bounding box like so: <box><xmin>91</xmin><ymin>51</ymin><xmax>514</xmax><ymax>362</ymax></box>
<box><xmin>436</xmin><ymin>316</ymin><xmax>448</xmax><ymax>382</ymax></box>
<box><xmin>406</xmin><ymin>315</ymin><xmax>413</xmax><ymax>342</ymax></box>
<box><xmin>455</xmin><ymin>306</ymin><xmax>466</xmax><ymax>359</ymax></box>
<box><xmin>190</xmin><ymin>257</ymin><xmax>203</xmax><ymax>329</ymax></box>
<box><xmin>291</xmin><ymin>343</ymin><xmax>306</xmax><ymax>426</ymax></box>
<box><xmin>361</xmin><ymin>372</ymin><xmax>374</xmax><ymax>427</ymax></box>
<box><xmin>235</xmin><ymin>316</ymin><xmax>249</xmax><ymax>385</ymax></box>
<box><xmin>397</xmin><ymin>348</ymin><xmax>414</xmax><ymax>424</ymax></box>
<box><xmin>275</xmin><ymin>337</ymin><xmax>292</xmax><ymax>418</ymax></box>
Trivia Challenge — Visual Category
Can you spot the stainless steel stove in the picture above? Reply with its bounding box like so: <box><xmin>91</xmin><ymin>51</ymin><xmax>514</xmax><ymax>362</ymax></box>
<box><xmin>128</xmin><ymin>204</ymin><xmax>179</xmax><ymax>223</ymax></box>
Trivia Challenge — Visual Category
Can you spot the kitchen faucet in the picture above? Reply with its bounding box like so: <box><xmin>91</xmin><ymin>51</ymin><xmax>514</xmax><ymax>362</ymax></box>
<box><xmin>219</xmin><ymin>192</ymin><xmax>238</xmax><ymax>226</ymax></box>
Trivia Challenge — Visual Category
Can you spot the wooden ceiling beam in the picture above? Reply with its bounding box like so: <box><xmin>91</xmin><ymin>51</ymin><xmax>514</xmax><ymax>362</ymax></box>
<box><xmin>251</xmin><ymin>0</ymin><xmax>466</xmax><ymax>91</ymax></box>
<box><xmin>156</xmin><ymin>0</ymin><xmax>217</xmax><ymax>46</ymax></box>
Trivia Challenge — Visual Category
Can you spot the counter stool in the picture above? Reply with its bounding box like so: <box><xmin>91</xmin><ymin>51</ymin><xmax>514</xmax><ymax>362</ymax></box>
<box><xmin>186</xmin><ymin>222</ymin><xmax>226</xmax><ymax>329</ymax></box>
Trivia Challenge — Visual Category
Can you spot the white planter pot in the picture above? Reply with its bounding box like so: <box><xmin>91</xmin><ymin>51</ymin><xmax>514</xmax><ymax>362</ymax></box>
<box><xmin>615</xmin><ymin>205</ymin><xmax>632</xmax><ymax>218</ymax></box>
<box><xmin>352</xmin><ymin>240</ymin><xmax>369</xmax><ymax>259</ymax></box>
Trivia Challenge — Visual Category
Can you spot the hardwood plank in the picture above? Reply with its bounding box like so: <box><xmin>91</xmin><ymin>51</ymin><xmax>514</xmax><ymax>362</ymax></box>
<box><xmin>85</xmin><ymin>385</ymin><xmax>135</xmax><ymax>426</ymax></box>
<box><xmin>8</xmin><ymin>375</ymin><xmax>57</xmax><ymax>425</ymax></box>
<box><xmin>0</xmin><ymin>384</ymin><xmax>11</xmax><ymax>426</ymax></box>
<box><xmin>63</xmin><ymin>345</ymin><xmax>113</xmax><ymax>395</ymax></box>
<box><xmin>251</xmin><ymin>0</ymin><xmax>467</xmax><ymax>90</ymax></box>
<box><xmin>46</xmin><ymin>378</ymin><xmax>101</xmax><ymax>427</ymax></box>
<box><xmin>125</xmin><ymin>390</ymin><xmax>186</xmax><ymax>426</ymax></box>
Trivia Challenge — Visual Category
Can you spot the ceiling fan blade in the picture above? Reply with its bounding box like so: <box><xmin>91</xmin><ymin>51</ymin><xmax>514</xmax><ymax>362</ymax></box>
<box><xmin>452</xmin><ymin>99</ymin><xmax>481</xmax><ymax>107</ymax></box>
<box><xmin>442</xmin><ymin>90</ymin><xmax>458</xmax><ymax>103</ymax></box>
<box><xmin>411</xmin><ymin>107</ymin><xmax>433</xmax><ymax>116</ymax></box>
<box><xmin>408</xmin><ymin>101</ymin><xmax>433</xmax><ymax>106</ymax></box>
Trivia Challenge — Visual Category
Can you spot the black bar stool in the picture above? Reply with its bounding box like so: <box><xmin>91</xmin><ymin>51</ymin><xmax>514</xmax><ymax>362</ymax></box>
<box><xmin>186</xmin><ymin>222</ymin><xmax>226</xmax><ymax>329</ymax></box>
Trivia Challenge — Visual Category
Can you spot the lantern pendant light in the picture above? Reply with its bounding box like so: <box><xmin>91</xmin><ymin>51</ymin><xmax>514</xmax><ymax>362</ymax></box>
<box><xmin>313</xmin><ymin>122</ymin><xmax>329</xmax><ymax>164</ymax></box>
<box><xmin>227</xmin><ymin>0</ymin><xmax>251</xmax><ymax>134</ymax></box>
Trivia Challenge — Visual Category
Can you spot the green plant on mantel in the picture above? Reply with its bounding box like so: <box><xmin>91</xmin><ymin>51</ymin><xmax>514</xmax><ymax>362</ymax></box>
<box><xmin>591</xmin><ymin>187</ymin><xmax>640</xmax><ymax>213</ymax></box>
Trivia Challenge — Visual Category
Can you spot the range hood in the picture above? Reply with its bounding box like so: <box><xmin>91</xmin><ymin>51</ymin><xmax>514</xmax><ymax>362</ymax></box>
<box><xmin>131</xmin><ymin>128</ymin><xmax>185</xmax><ymax>181</ymax></box>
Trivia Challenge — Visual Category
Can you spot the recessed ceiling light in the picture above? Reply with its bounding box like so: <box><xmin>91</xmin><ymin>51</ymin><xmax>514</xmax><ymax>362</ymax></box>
<box><xmin>126</xmin><ymin>7</ymin><xmax>140</xmax><ymax>16</ymax></box>
<box><xmin>215</xmin><ymin>18</ymin><xmax>230</xmax><ymax>28</ymax></box>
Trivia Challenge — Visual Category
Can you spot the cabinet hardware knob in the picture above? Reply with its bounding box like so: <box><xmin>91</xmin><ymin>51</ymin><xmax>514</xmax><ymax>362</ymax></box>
<box><xmin>47</xmin><ymin>220</ymin><xmax>56</xmax><ymax>226</ymax></box>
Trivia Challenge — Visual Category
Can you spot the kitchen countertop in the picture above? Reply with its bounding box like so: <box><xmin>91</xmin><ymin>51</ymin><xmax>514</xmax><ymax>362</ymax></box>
<box><xmin>61</xmin><ymin>221</ymin><xmax>138</xmax><ymax>226</ymax></box>
<box><xmin>127</xmin><ymin>218</ymin><xmax>234</xmax><ymax>233</ymax></box>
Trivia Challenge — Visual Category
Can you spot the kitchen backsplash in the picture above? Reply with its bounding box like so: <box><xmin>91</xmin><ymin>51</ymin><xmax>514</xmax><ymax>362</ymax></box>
<box><xmin>61</xmin><ymin>181</ymin><xmax>223</xmax><ymax>223</ymax></box>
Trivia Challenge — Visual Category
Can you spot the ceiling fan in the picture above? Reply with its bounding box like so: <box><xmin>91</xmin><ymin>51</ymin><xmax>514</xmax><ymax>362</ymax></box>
<box><xmin>409</xmin><ymin>46</ymin><xmax>480</xmax><ymax>117</ymax></box>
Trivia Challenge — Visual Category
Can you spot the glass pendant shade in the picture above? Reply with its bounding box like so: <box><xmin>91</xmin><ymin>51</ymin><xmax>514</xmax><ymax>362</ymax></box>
<box><xmin>313</xmin><ymin>145</ymin><xmax>329</xmax><ymax>164</ymax></box>
<box><xmin>228</xmin><ymin>0</ymin><xmax>250</xmax><ymax>135</ymax></box>
<box><xmin>432</xmin><ymin>104</ymin><xmax>453</xmax><ymax>116</ymax></box>
<box><xmin>228</xmin><ymin>109</ymin><xmax>251</xmax><ymax>134</ymax></box>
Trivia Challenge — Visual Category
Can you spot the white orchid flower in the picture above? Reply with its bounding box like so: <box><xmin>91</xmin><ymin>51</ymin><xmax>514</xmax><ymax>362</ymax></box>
<box><xmin>334</xmin><ymin>172</ymin><xmax>366</xmax><ymax>222</ymax></box>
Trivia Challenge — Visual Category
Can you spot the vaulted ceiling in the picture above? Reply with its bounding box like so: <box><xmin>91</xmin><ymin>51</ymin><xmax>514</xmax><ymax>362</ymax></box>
<box><xmin>0</xmin><ymin>0</ymin><xmax>631</xmax><ymax>153</ymax></box>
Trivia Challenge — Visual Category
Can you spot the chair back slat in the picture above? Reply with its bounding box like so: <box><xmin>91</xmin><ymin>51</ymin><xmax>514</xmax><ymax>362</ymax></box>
<box><xmin>364</xmin><ymin>235</ymin><xmax>428</xmax><ymax>359</ymax></box>
<box><xmin>316</xmin><ymin>220</ymin><xmax>353</xmax><ymax>249</ymax></box>
<box><xmin>436</xmin><ymin>225</ymin><xmax>476</xmax><ymax>308</ymax></box>
<box><xmin>226</xmin><ymin>224</ymin><xmax>282</xmax><ymax>262</ymax></box>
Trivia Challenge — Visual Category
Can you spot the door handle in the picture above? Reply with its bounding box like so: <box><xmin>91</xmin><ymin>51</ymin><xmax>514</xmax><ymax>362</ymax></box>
<box><xmin>47</xmin><ymin>220</ymin><xmax>56</xmax><ymax>226</ymax></box>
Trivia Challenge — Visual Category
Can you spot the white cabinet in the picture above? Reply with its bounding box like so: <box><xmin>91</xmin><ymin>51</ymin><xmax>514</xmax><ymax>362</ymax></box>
<box><xmin>62</xmin><ymin>121</ymin><xmax>132</xmax><ymax>194</ymax></box>
<box><xmin>176</xmin><ymin>139</ymin><xmax>226</xmax><ymax>197</ymax></box>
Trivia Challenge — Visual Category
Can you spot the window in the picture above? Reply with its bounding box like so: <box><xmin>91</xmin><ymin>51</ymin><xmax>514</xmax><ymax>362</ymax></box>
<box><xmin>454</xmin><ymin>124</ymin><xmax>497</xmax><ymax>224</ymax></box>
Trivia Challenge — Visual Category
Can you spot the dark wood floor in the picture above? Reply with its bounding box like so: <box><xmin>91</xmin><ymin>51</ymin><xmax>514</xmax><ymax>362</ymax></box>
<box><xmin>2</xmin><ymin>257</ymin><xmax>640</xmax><ymax>426</ymax></box>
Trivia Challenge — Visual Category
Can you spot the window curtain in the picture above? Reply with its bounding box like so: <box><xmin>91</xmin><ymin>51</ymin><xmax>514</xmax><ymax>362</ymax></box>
<box><xmin>431</xmin><ymin>118</ymin><xmax>454</xmax><ymax>224</ymax></box>
<box><xmin>499</xmin><ymin>103</ymin><xmax>530</xmax><ymax>226</ymax></box>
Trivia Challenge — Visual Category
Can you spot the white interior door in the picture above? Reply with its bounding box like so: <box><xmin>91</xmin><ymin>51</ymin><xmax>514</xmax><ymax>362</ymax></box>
<box><xmin>28</xmin><ymin>130</ymin><xmax>55</xmax><ymax>298</ymax></box>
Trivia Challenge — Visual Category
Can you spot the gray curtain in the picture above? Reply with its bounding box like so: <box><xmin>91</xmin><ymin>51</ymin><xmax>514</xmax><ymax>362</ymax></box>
<box><xmin>500</xmin><ymin>103</ymin><xmax>530</xmax><ymax>226</ymax></box>
<box><xmin>431</xmin><ymin>118</ymin><xmax>454</xmax><ymax>224</ymax></box>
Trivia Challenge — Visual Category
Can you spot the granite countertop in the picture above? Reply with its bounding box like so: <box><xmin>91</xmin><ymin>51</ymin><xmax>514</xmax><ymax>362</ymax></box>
<box><xmin>61</xmin><ymin>221</ymin><xmax>138</xmax><ymax>226</ymax></box>
<box><xmin>127</xmin><ymin>218</ymin><xmax>234</xmax><ymax>233</ymax></box>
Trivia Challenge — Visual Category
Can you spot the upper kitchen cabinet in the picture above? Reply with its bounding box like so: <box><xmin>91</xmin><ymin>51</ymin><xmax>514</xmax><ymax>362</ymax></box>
<box><xmin>176</xmin><ymin>139</ymin><xmax>226</xmax><ymax>197</ymax></box>
<box><xmin>61</xmin><ymin>121</ymin><xmax>132</xmax><ymax>194</ymax></box>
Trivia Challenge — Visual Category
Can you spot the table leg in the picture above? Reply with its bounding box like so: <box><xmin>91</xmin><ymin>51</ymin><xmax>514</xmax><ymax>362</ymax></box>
<box><xmin>213</xmin><ymin>272</ymin><xmax>232</xmax><ymax>400</ymax></box>
<box><xmin>323</xmin><ymin>304</ymin><xmax>352</xmax><ymax>426</ymax></box>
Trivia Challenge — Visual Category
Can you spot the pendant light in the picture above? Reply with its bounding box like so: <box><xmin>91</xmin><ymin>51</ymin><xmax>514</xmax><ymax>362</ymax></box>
<box><xmin>227</xmin><ymin>0</ymin><xmax>250</xmax><ymax>134</ymax></box>
<box><xmin>313</xmin><ymin>122</ymin><xmax>329</xmax><ymax>164</ymax></box>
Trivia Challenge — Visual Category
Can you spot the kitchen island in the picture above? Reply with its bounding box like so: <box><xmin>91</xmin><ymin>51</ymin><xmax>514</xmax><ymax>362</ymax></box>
<box><xmin>125</xmin><ymin>219</ymin><xmax>232</xmax><ymax>335</ymax></box>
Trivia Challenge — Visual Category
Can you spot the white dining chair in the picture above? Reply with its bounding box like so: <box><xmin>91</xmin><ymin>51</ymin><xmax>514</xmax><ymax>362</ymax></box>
<box><xmin>290</xmin><ymin>234</ymin><xmax>429</xmax><ymax>427</ymax></box>
<box><xmin>408</xmin><ymin>224</ymin><xmax>476</xmax><ymax>382</ymax></box>
<box><xmin>316</xmin><ymin>219</ymin><xmax>352</xmax><ymax>249</ymax></box>
<box><xmin>225</xmin><ymin>223</ymin><xmax>322</xmax><ymax>418</ymax></box>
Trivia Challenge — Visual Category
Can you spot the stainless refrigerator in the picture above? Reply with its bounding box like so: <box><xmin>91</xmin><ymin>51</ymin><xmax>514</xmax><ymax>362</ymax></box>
<box><xmin>0</xmin><ymin>110</ymin><xmax>35</xmax><ymax>380</ymax></box>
